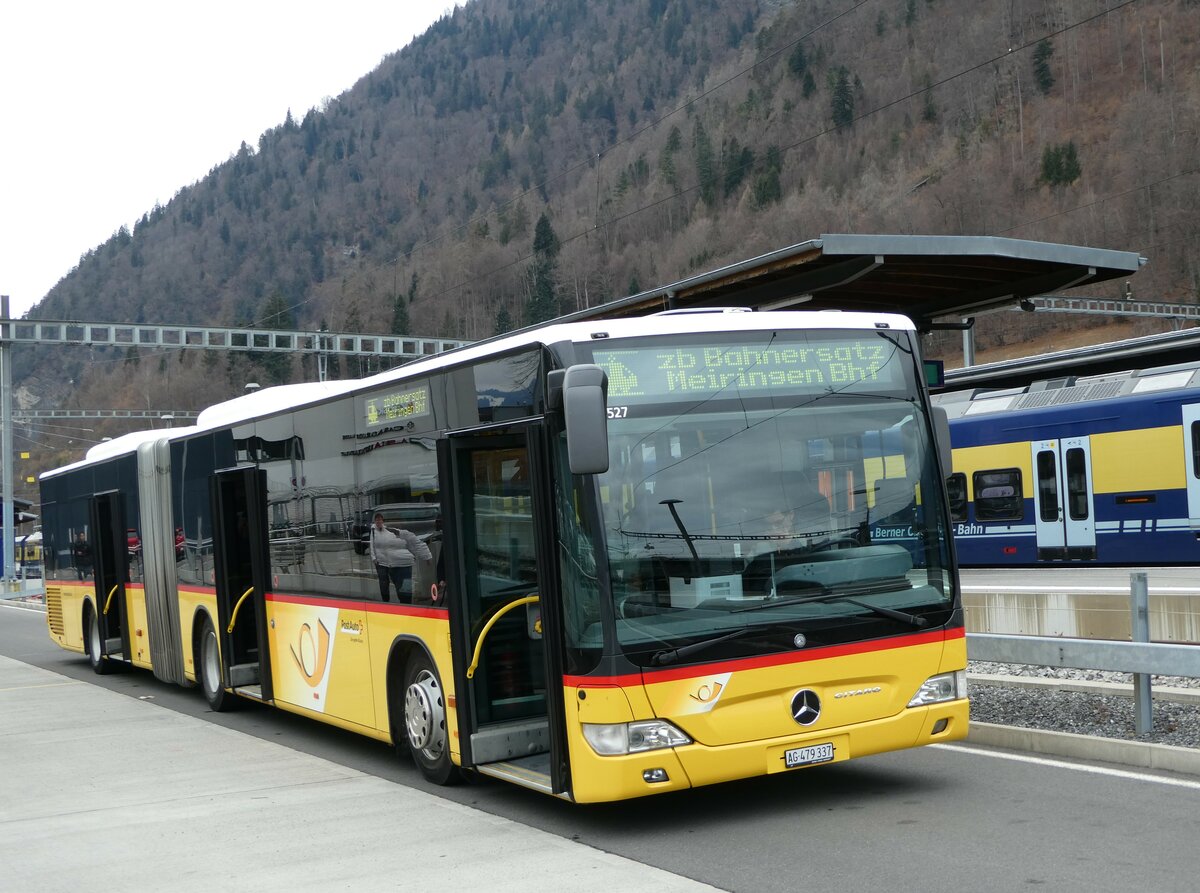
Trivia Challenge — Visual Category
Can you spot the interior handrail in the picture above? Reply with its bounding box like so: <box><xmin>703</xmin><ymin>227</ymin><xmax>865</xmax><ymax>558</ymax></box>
<box><xmin>227</xmin><ymin>586</ymin><xmax>255</xmax><ymax>634</ymax></box>
<box><xmin>466</xmin><ymin>594</ymin><xmax>539</xmax><ymax>680</ymax></box>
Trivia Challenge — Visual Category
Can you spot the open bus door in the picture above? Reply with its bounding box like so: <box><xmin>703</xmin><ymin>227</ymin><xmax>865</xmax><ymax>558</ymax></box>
<box><xmin>209</xmin><ymin>467</ymin><xmax>274</xmax><ymax>703</ymax></box>
<box><xmin>88</xmin><ymin>491</ymin><xmax>130</xmax><ymax>669</ymax></box>
<box><xmin>440</xmin><ymin>425</ymin><xmax>572</xmax><ymax>797</ymax></box>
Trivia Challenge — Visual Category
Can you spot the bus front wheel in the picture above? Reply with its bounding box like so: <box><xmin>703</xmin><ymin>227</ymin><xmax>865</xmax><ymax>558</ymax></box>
<box><xmin>84</xmin><ymin>604</ymin><xmax>112</xmax><ymax>675</ymax></box>
<box><xmin>403</xmin><ymin>652</ymin><xmax>458</xmax><ymax>785</ymax></box>
<box><xmin>198</xmin><ymin>616</ymin><xmax>233</xmax><ymax>712</ymax></box>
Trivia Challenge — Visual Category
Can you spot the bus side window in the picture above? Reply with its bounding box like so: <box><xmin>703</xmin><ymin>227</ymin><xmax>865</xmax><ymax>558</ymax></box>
<box><xmin>973</xmin><ymin>469</ymin><xmax>1023</xmax><ymax>521</ymax></box>
<box><xmin>945</xmin><ymin>473</ymin><xmax>968</xmax><ymax>522</ymax></box>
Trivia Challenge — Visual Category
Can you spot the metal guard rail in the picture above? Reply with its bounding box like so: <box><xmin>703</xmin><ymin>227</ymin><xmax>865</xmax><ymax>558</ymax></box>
<box><xmin>968</xmin><ymin>634</ymin><xmax>1200</xmax><ymax>677</ymax></box>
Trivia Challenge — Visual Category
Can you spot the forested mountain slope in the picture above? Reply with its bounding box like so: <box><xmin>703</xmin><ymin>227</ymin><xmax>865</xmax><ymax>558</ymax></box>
<box><xmin>17</xmin><ymin>0</ymin><xmax>1200</xmax><ymax>468</ymax></box>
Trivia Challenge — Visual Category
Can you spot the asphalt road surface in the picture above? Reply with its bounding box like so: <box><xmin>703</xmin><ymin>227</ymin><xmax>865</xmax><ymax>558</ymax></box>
<box><xmin>4</xmin><ymin>602</ymin><xmax>1200</xmax><ymax>893</ymax></box>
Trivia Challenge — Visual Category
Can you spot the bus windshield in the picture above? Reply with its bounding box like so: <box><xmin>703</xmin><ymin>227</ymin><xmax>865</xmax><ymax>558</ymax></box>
<box><xmin>588</xmin><ymin>328</ymin><xmax>954</xmax><ymax>667</ymax></box>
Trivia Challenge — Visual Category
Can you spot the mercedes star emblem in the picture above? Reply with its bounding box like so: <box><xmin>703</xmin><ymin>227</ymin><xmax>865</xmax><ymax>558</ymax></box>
<box><xmin>790</xmin><ymin>689</ymin><xmax>821</xmax><ymax>726</ymax></box>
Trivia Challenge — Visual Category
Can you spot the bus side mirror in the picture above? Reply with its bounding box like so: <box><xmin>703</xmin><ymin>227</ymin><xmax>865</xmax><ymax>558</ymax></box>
<box><xmin>931</xmin><ymin>406</ymin><xmax>952</xmax><ymax>479</ymax></box>
<box><xmin>563</xmin><ymin>364</ymin><xmax>610</xmax><ymax>474</ymax></box>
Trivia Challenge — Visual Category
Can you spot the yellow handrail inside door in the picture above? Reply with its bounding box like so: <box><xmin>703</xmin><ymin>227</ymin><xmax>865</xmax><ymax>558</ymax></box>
<box><xmin>466</xmin><ymin>594</ymin><xmax>539</xmax><ymax>679</ymax></box>
<box><xmin>227</xmin><ymin>587</ymin><xmax>255</xmax><ymax>634</ymax></box>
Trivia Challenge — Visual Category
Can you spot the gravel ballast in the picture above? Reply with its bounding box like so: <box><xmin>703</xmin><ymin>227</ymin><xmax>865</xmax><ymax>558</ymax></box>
<box><xmin>968</xmin><ymin>661</ymin><xmax>1200</xmax><ymax>749</ymax></box>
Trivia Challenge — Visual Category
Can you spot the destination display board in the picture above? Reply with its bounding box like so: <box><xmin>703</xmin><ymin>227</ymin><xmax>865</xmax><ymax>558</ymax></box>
<box><xmin>592</xmin><ymin>335</ymin><xmax>906</xmax><ymax>403</ymax></box>
<box><xmin>364</xmin><ymin>383</ymin><xmax>431</xmax><ymax>427</ymax></box>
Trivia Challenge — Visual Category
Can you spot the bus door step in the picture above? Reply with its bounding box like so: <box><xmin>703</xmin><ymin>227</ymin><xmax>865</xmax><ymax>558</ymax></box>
<box><xmin>228</xmin><ymin>663</ymin><xmax>260</xmax><ymax>687</ymax></box>
<box><xmin>235</xmin><ymin>684</ymin><xmax>265</xmax><ymax>701</ymax></box>
<box><xmin>476</xmin><ymin>753</ymin><xmax>559</xmax><ymax>798</ymax></box>
<box><xmin>470</xmin><ymin>718</ymin><xmax>549</xmax><ymax>764</ymax></box>
<box><xmin>104</xmin><ymin>637</ymin><xmax>123</xmax><ymax>653</ymax></box>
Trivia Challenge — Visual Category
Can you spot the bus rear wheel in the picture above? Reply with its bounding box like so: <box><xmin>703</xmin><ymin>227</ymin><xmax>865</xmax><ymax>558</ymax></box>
<box><xmin>198</xmin><ymin>615</ymin><xmax>233</xmax><ymax>712</ymax></box>
<box><xmin>84</xmin><ymin>604</ymin><xmax>112</xmax><ymax>675</ymax></box>
<box><xmin>403</xmin><ymin>652</ymin><xmax>457</xmax><ymax>785</ymax></box>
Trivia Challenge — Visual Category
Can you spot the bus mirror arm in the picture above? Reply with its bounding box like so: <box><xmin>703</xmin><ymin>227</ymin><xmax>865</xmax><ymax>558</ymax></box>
<box><xmin>563</xmin><ymin>364</ymin><xmax>610</xmax><ymax>475</ymax></box>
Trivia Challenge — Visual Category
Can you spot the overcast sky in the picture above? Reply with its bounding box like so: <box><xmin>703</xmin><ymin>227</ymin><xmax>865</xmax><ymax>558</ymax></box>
<box><xmin>0</xmin><ymin>1</ymin><xmax>456</xmax><ymax>319</ymax></box>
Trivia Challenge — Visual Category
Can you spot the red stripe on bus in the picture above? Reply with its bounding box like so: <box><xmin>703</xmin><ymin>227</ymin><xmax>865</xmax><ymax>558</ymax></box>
<box><xmin>562</xmin><ymin>626</ymin><xmax>964</xmax><ymax>687</ymax></box>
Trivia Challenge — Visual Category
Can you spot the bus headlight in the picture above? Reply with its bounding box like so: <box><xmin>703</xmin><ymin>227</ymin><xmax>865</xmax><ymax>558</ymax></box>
<box><xmin>582</xmin><ymin>720</ymin><xmax>691</xmax><ymax>756</ymax></box>
<box><xmin>907</xmin><ymin>670</ymin><xmax>967</xmax><ymax>707</ymax></box>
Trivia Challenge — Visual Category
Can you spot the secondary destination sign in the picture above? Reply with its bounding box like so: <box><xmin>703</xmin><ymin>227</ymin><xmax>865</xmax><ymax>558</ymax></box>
<box><xmin>364</xmin><ymin>383</ymin><xmax>431</xmax><ymax>427</ymax></box>
<box><xmin>593</xmin><ymin>336</ymin><xmax>903</xmax><ymax>402</ymax></box>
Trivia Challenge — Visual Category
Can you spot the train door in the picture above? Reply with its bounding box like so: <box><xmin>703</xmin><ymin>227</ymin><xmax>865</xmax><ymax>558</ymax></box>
<box><xmin>89</xmin><ymin>491</ymin><xmax>130</xmax><ymax>664</ymax></box>
<box><xmin>209</xmin><ymin>467</ymin><xmax>274</xmax><ymax>702</ymax></box>
<box><xmin>441</xmin><ymin>426</ymin><xmax>571</xmax><ymax>797</ymax></box>
<box><xmin>1031</xmin><ymin>439</ymin><xmax>1096</xmax><ymax>560</ymax></box>
<box><xmin>1182</xmin><ymin>404</ymin><xmax>1200</xmax><ymax>529</ymax></box>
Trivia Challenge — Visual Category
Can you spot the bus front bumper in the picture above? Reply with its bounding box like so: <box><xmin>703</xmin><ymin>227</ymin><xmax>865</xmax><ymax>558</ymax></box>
<box><xmin>568</xmin><ymin>699</ymin><xmax>969</xmax><ymax>804</ymax></box>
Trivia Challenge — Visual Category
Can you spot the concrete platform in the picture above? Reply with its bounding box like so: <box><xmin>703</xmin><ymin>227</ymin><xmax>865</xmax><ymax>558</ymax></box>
<box><xmin>0</xmin><ymin>656</ymin><xmax>718</xmax><ymax>892</ymax></box>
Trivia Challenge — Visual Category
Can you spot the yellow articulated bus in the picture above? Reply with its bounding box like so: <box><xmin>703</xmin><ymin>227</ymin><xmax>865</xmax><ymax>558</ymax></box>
<box><xmin>41</xmin><ymin>310</ymin><xmax>967</xmax><ymax>803</ymax></box>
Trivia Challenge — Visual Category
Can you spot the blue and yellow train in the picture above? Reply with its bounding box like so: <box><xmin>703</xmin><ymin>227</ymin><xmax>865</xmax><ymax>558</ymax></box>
<box><xmin>933</xmin><ymin>363</ymin><xmax>1200</xmax><ymax>566</ymax></box>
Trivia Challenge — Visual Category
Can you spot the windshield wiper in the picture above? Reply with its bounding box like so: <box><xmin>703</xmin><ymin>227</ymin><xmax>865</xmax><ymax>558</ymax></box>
<box><xmin>650</xmin><ymin>627</ymin><xmax>755</xmax><ymax>666</ymax></box>
<box><xmin>735</xmin><ymin>589</ymin><xmax>927</xmax><ymax>628</ymax></box>
<box><xmin>657</xmin><ymin>499</ymin><xmax>700</xmax><ymax>576</ymax></box>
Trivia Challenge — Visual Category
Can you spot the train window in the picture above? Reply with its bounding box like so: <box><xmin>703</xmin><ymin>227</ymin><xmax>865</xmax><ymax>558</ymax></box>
<box><xmin>1065</xmin><ymin>448</ymin><xmax>1089</xmax><ymax>520</ymax></box>
<box><xmin>973</xmin><ymin>469</ymin><xmax>1023</xmax><ymax>521</ymax></box>
<box><xmin>1193</xmin><ymin>422</ymin><xmax>1200</xmax><ymax>477</ymax></box>
<box><xmin>946</xmin><ymin>473</ymin><xmax>968</xmax><ymax>522</ymax></box>
<box><xmin>1035</xmin><ymin>450</ymin><xmax>1060</xmax><ymax>522</ymax></box>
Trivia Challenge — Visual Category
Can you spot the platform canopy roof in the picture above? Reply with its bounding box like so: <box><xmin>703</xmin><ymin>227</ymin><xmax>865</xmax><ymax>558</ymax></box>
<box><xmin>570</xmin><ymin>234</ymin><xmax>1145</xmax><ymax>329</ymax></box>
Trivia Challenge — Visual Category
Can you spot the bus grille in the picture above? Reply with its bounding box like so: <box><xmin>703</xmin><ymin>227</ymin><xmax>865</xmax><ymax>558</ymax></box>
<box><xmin>46</xmin><ymin>586</ymin><xmax>65</xmax><ymax>635</ymax></box>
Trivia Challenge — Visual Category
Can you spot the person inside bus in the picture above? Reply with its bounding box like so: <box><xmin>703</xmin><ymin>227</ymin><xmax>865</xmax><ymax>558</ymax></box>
<box><xmin>764</xmin><ymin>508</ymin><xmax>798</xmax><ymax>541</ymax></box>
<box><xmin>72</xmin><ymin>531</ymin><xmax>93</xmax><ymax>581</ymax></box>
<box><xmin>369</xmin><ymin>512</ymin><xmax>432</xmax><ymax>603</ymax></box>
<box><xmin>765</xmin><ymin>473</ymin><xmax>830</xmax><ymax>547</ymax></box>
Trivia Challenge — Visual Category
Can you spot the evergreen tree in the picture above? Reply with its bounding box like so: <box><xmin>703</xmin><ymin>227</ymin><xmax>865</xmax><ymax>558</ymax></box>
<box><xmin>693</xmin><ymin>121</ymin><xmax>717</xmax><ymax>206</ymax></box>
<box><xmin>495</xmin><ymin>304</ymin><xmax>513</xmax><ymax>335</ymax></box>
<box><xmin>922</xmin><ymin>77</ymin><xmax>938</xmax><ymax>123</ymax></box>
<box><xmin>1040</xmin><ymin>141</ymin><xmax>1082</xmax><ymax>186</ymax></box>
<box><xmin>659</xmin><ymin>125</ymin><xmax>682</xmax><ymax>189</ymax></box>
<box><xmin>1033</xmin><ymin>39</ymin><xmax>1055</xmax><ymax>95</ymax></box>
<box><xmin>722</xmin><ymin>138</ymin><xmax>755</xmax><ymax>197</ymax></box>
<box><xmin>525</xmin><ymin>213</ymin><xmax>561</xmax><ymax>325</ymax></box>
<box><xmin>787</xmin><ymin>43</ymin><xmax>808</xmax><ymax>79</ymax></box>
<box><xmin>391</xmin><ymin>293</ymin><xmax>410</xmax><ymax>336</ymax></box>
<box><xmin>532</xmin><ymin>212</ymin><xmax>560</xmax><ymax>258</ymax></box>
<box><xmin>1060</xmin><ymin>142</ymin><xmax>1081</xmax><ymax>183</ymax></box>
<box><xmin>831</xmin><ymin>67</ymin><xmax>855</xmax><ymax>129</ymax></box>
<box><xmin>752</xmin><ymin>146</ymin><xmax>784</xmax><ymax>208</ymax></box>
